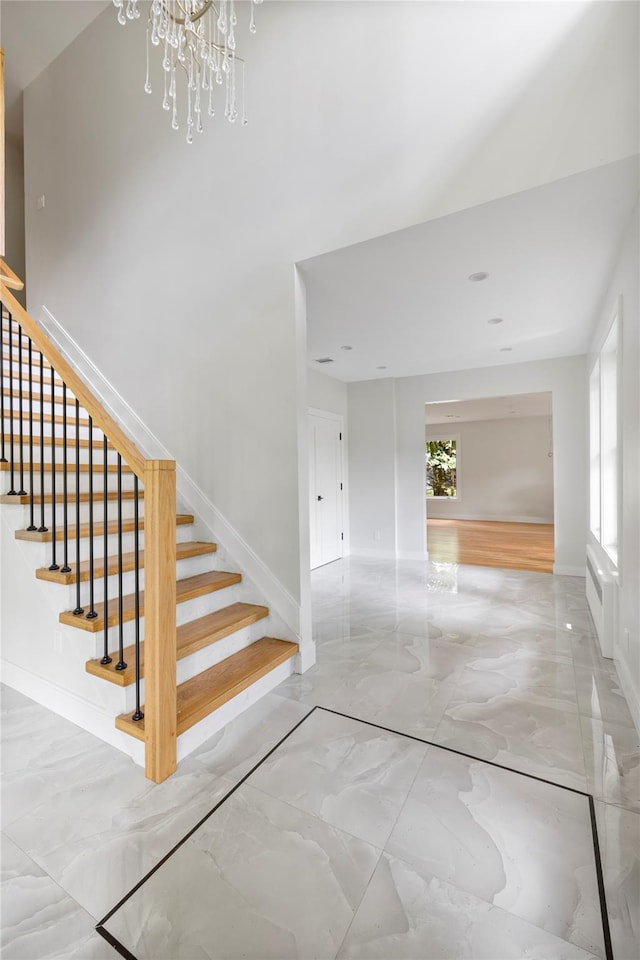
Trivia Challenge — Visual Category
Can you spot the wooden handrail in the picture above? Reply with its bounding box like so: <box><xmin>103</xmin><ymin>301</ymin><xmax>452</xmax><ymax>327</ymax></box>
<box><xmin>0</xmin><ymin>280</ymin><xmax>146</xmax><ymax>479</ymax></box>
<box><xmin>0</xmin><ymin>259</ymin><xmax>25</xmax><ymax>292</ymax></box>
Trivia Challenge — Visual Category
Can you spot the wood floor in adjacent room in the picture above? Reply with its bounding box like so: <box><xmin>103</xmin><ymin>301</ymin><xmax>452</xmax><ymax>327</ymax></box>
<box><xmin>426</xmin><ymin>518</ymin><xmax>555</xmax><ymax>573</ymax></box>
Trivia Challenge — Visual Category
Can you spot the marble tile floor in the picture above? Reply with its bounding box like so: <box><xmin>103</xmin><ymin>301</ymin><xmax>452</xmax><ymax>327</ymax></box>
<box><xmin>1</xmin><ymin>557</ymin><xmax>638</xmax><ymax>959</ymax></box>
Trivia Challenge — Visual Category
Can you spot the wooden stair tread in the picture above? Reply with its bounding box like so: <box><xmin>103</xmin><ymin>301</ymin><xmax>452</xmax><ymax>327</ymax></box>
<box><xmin>38</xmin><ymin>539</ymin><xmax>216</xmax><ymax>584</ymax></box>
<box><xmin>60</xmin><ymin>569</ymin><xmax>241</xmax><ymax>632</ymax></box>
<box><xmin>2</xmin><ymin>461</ymin><xmax>134</xmax><ymax>476</ymax></box>
<box><xmin>2</xmin><ymin>354</ymin><xmax>55</xmax><ymax>373</ymax></box>
<box><xmin>86</xmin><ymin>601</ymin><xmax>269</xmax><ymax>685</ymax></box>
<box><xmin>0</xmin><ymin>489</ymin><xmax>144</xmax><ymax>506</ymax></box>
<box><xmin>2</xmin><ymin>411</ymin><xmax>91</xmax><ymax>428</ymax></box>
<box><xmin>115</xmin><ymin>637</ymin><xmax>298</xmax><ymax>739</ymax></box>
<box><xmin>18</xmin><ymin>513</ymin><xmax>192</xmax><ymax>544</ymax></box>
<box><xmin>3</xmin><ymin>387</ymin><xmax>77</xmax><ymax>406</ymax></box>
<box><xmin>3</xmin><ymin>433</ymin><xmax>113</xmax><ymax>451</ymax></box>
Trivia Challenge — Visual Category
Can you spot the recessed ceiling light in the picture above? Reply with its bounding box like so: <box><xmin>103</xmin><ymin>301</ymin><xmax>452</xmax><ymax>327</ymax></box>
<box><xmin>488</xmin><ymin>317</ymin><xmax>503</xmax><ymax>325</ymax></box>
<box><xmin>445</xmin><ymin>414</ymin><xmax>461</xmax><ymax>419</ymax></box>
<box><xmin>340</xmin><ymin>345</ymin><xmax>353</xmax><ymax>351</ymax></box>
<box><xmin>500</xmin><ymin>347</ymin><xmax>513</xmax><ymax>352</ymax></box>
<box><xmin>376</xmin><ymin>365</ymin><xmax>387</xmax><ymax>370</ymax></box>
<box><xmin>314</xmin><ymin>357</ymin><xmax>334</xmax><ymax>363</ymax></box>
<box><xmin>468</xmin><ymin>271</ymin><xmax>489</xmax><ymax>282</ymax></box>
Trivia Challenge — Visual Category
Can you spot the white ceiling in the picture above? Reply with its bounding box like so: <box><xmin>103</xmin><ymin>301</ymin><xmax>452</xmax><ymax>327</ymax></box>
<box><xmin>426</xmin><ymin>392</ymin><xmax>552</xmax><ymax>426</ymax></box>
<box><xmin>0</xmin><ymin>0</ymin><xmax>109</xmax><ymax>137</ymax></box>
<box><xmin>301</xmin><ymin>156</ymin><xmax>638</xmax><ymax>383</ymax></box>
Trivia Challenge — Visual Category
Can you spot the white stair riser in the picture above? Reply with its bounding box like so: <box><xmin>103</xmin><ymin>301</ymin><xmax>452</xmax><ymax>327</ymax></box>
<box><xmin>57</xmin><ymin>581</ymin><xmax>244</xmax><ymax>646</ymax></box>
<box><xmin>121</xmin><ymin>620</ymin><xmax>272</xmax><ymax>713</ymax></box>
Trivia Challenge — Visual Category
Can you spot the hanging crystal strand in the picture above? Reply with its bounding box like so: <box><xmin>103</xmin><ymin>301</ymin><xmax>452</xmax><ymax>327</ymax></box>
<box><xmin>241</xmin><ymin>59</ymin><xmax>248</xmax><ymax>126</ymax></box>
<box><xmin>229</xmin><ymin>55</ymin><xmax>237</xmax><ymax>122</ymax></box>
<box><xmin>195</xmin><ymin>65</ymin><xmax>203</xmax><ymax>133</ymax></box>
<box><xmin>145</xmin><ymin>25</ymin><xmax>152</xmax><ymax>94</ymax></box>
<box><xmin>227</xmin><ymin>0</ymin><xmax>236</xmax><ymax>52</ymax></box>
<box><xmin>186</xmin><ymin>62</ymin><xmax>194</xmax><ymax>143</ymax></box>
<box><xmin>115</xmin><ymin>0</ymin><xmax>126</xmax><ymax>28</ymax></box>
<box><xmin>151</xmin><ymin>6</ymin><xmax>160</xmax><ymax>46</ymax></box>
<box><xmin>171</xmin><ymin>55</ymin><xmax>178</xmax><ymax>130</ymax></box>
<box><xmin>249</xmin><ymin>2</ymin><xmax>256</xmax><ymax>34</ymax></box>
<box><xmin>163</xmin><ymin>61</ymin><xmax>170</xmax><ymax>110</ymax></box>
<box><xmin>217</xmin><ymin>0</ymin><xmax>227</xmax><ymax>36</ymax></box>
<box><xmin>208</xmin><ymin>61</ymin><xmax>215</xmax><ymax>116</ymax></box>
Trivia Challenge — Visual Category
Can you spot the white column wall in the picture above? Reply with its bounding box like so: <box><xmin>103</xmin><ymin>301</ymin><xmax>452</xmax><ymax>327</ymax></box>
<box><xmin>347</xmin><ymin>378</ymin><xmax>397</xmax><ymax>558</ymax></box>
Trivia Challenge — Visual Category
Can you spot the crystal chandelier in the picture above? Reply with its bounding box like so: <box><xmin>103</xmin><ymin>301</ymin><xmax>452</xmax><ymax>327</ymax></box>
<box><xmin>112</xmin><ymin>1</ymin><xmax>262</xmax><ymax>143</ymax></box>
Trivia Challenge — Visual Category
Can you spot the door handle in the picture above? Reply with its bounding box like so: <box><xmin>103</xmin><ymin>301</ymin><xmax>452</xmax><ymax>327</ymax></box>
<box><xmin>317</xmin><ymin>495</ymin><xmax>324</xmax><ymax>501</ymax></box>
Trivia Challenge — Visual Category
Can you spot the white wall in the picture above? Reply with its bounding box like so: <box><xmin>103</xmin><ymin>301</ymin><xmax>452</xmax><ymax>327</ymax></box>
<box><xmin>308</xmin><ymin>368</ymin><xmax>348</xmax><ymax>419</ymax></box>
<box><xmin>348</xmin><ymin>378</ymin><xmax>397</xmax><ymax>558</ymax></box>
<box><xmin>348</xmin><ymin>356</ymin><xmax>587</xmax><ymax>572</ymax></box>
<box><xmin>4</xmin><ymin>136</ymin><xmax>26</xmax><ymax>305</ymax></box>
<box><xmin>426</xmin><ymin>416</ymin><xmax>554</xmax><ymax>523</ymax></box>
<box><xmin>588</xmin><ymin>204</ymin><xmax>640</xmax><ymax>732</ymax></box>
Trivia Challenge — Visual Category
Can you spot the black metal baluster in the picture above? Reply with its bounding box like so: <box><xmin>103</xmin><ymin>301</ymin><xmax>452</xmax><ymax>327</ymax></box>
<box><xmin>115</xmin><ymin>454</ymin><xmax>127</xmax><ymax>671</ymax></box>
<box><xmin>16</xmin><ymin>325</ymin><xmax>26</xmax><ymax>495</ymax></box>
<box><xmin>86</xmin><ymin>416</ymin><xmax>97</xmax><ymax>620</ymax></box>
<box><xmin>7</xmin><ymin>315</ymin><xmax>16</xmax><ymax>494</ymax></box>
<box><xmin>100</xmin><ymin>435</ymin><xmax>111</xmax><ymax>665</ymax></box>
<box><xmin>37</xmin><ymin>353</ymin><xmax>47</xmax><ymax>532</ymax></box>
<box><xmin>72</xmin><ymin>399</ymin><xmax>83</xmax><ymax>615</ymax></box>
<box><xmin>48</xmin><ymin>365</ymin><xmax>59</xmax><ymax>570</ymax></box>
<box><xmin>60</xmin><ymin>384</ymin><xmax>71</xmax><ymax>573</ymax></box>
<box><xmin>132</xmin><ymin>474</ymin><xmax>143</xmax><ymax>721</ymax></box>
<box><xmin>26</xmin><ymin>339</ymin><xmax>36</xmax><ymax>530</ymax></box>
<box><xmin>0</xmin><ymin>310</ymin><xmax>6</xmax><ymax>463</ymax></box>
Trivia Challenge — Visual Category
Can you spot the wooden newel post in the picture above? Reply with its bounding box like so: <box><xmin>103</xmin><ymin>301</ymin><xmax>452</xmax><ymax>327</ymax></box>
<box><xmin>143</xmin><ymin>460</ymin><xmax>177</xmax><ymax>782</ymax></box>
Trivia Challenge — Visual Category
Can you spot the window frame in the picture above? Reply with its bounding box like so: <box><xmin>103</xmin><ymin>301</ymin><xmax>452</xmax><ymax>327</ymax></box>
<box><xmin>425</xmin><ymin>433</ymin><xmax>461</xmax><ymax>501</ymax></box>
<box><xmin>589</xmin><ymin>300</ymin><xmax>621</xmax><ymax>573</ymax></box>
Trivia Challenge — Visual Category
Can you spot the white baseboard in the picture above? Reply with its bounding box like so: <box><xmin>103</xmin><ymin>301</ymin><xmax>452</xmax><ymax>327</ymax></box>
<box><xmin>38</xmin><ymin>306</ymin><xmax>301</xmax><ymax>640</ymax></box>
<box><xmin>614</xmin><ymin>650</ymin><xmax>640</xmax><ymax>737</ymax></box>
<box><xmin>350</xmin><ymin>548</ymin><xmax>398</xmax><ymax>560</ymax></box>
<box><xmin>427</xmin><ymin>512</ymin><xmax>554</xmax><ymax>524</ymax></box>
<box><xmin>553</xmin><ymin>565</ymin><xmax>586</xmax><ymax>577</ymax></box>
<box><xmin>397</xmin><ymin>550</ymin><xmax>429</xmax><ymax>562</ymax></box>
<box><xmin>0</xmin><ymin>659</ymin><xmax>145</xmax><ymax>766</ymax></box>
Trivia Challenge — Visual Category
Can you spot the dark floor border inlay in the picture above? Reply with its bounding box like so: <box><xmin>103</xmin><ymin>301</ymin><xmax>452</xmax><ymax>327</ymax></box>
<box><xmin>96</xmin><ymin>704</ymin><xmax>614</xmax><ymax>960</ymax></box>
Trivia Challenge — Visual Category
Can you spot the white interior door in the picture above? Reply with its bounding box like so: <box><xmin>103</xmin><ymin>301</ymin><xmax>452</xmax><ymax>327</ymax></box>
<box><xmin>309</xmin><ymin>411</ymin><xmax>344</xmax><ymax>570</ymax></box>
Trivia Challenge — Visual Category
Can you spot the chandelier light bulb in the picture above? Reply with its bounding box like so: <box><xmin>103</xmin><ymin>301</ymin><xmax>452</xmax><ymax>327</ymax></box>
<box><xmin>112</xmin><ymin>0</ymin><xmax>260</xmax><ymax>144</ymax></box>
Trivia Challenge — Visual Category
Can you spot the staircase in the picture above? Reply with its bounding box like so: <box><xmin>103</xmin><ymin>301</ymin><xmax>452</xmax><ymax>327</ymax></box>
<box><xmin>0</xmin><ymin>261</ymin><xmax>299</xmax><ymax>782</ymax></box>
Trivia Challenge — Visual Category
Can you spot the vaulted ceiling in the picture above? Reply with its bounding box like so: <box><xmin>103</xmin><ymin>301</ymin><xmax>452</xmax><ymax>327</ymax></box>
<box><xmin>1</xmin><ymin>0</ymin><xmax>109</xmax><ymax>137</ymax></box>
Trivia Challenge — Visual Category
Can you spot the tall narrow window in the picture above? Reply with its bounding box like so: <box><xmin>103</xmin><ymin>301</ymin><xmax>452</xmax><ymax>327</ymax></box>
<box><xmin>589</xmin><ymin>306</ymin><xmax>620</xmax><ymax>569</ymax></box>
<box><xmin>589</xmin><ymin>358</ymin><xmax>601</xmax><ymax>541</ymax></box>
<box><xmin>426</xmin><ymin>439</ymin><xmax>458</xmax><ymax>499</ymax></box>
<box><xmin>600</xmin><ymin>318</ymin><xmax>618</xmax><ymax>564</ymax></box>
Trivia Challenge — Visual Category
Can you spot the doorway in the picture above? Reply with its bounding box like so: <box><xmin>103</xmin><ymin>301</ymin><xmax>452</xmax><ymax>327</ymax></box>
<box><xmin>308</xmin><ymin>409</ymin><xmax>344</xmax><ymax>570</ymax></box>
<box><xmin>425</xmin><ymin>392</ymin><xmax>555</xmax><ymax>573</ymax></box>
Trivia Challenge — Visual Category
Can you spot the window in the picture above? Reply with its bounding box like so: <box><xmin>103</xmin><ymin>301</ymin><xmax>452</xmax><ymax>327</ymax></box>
<box><xmin>589</xmin><ymin>306</ymin><xmax>620</xmax><ymax>567</ymax></box>
<box><xmin>589</xmin><ymin>359</ymin><xmax>601</xmax><ymax>541</ymax></box>
<box><xmin>426</xmin><ymin>438</ymin><xmax>458</xmax><ymax>498</ymax></box>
